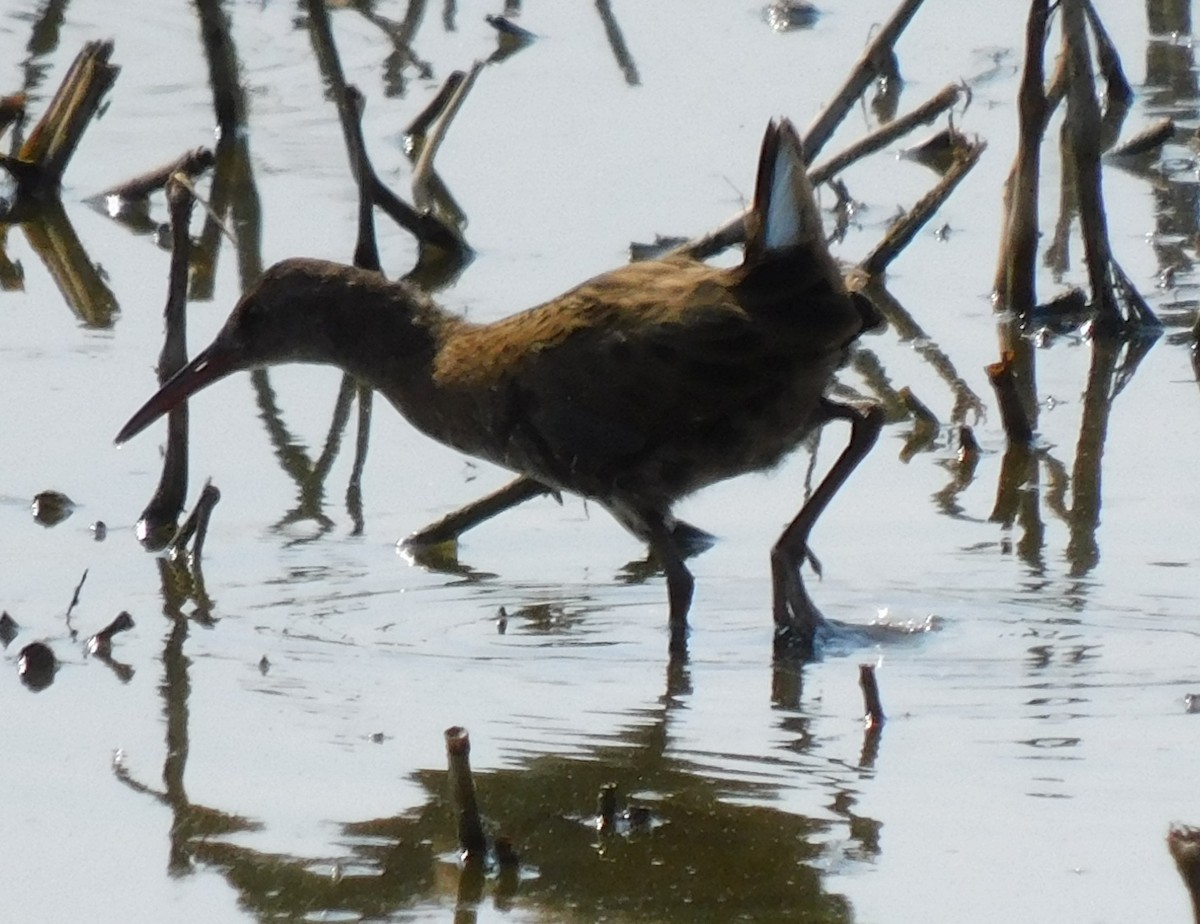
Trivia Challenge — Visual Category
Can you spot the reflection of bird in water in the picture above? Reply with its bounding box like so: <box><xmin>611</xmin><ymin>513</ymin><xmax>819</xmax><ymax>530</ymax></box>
<box><xmin>117</xmin><ymin>119</ymin><xmax>882</xmax><ymax>655</ymax></box>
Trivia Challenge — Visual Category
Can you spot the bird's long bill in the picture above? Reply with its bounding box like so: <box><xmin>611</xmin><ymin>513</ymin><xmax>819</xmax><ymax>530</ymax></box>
<box><xmin>114</xmin><ymin>343</ymin><xmax>236</xmax><ymax>445</ymax></box>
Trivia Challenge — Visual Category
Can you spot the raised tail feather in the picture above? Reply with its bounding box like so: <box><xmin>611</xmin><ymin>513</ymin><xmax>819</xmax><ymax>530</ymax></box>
<box><xmin>746</xmin><ymin>118</ymin><xmax>830</xmax><ymax>259</ymax></box>
<box><xmin>742</xmin><ymin>119</ymin><xmax>882</xmax><ymax>339</ymax></box>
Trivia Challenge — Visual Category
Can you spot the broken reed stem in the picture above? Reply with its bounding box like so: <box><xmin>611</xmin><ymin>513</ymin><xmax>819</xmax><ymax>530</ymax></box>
<box><xmin>406</xmin><ymin>71</ymin><xmax>466</xmax><ymax>142</ymax></box>
<box><xmin>162</xmin><ymin>175</ymin><xmax>194</xmax><ymax>378</ymax></box>
<box><xmin>445</xmin><ymin>726</ymin><xmax>488</xmax><ymax>860</ymax></box>
<box><xmin>0</xmin><ymin>92</ymin><xmax>25</xmax><ymax>140</ymax></box>
<box><xmin>99</xmin><ymin>148</ymin><xmax>215</xmax><ymax>202</ymax></box>
<box><xmin>373</xmin><ymin>169</ymin><xmax>465</xmax><ymax>254</ymax></box>
<box><xmin>1082</xmin><ymin>0</ymin><xmax>1133</xmax><ymax>150</ymax></box>
<box><xmin>810</xmin><ymin>82</ymin><xmax>964</xmax><ymax>186</ymax></box>
<box><xmin>411</xmin><ymin>60</ymin><xmax>483</xmax><ymax>211</ymax></box>
<box><xmin>1020</xmin><ymin>2</ymin><xmax>1129</xmax><ymax>149</ymax></box>
<box><xmin>168</xmin><ymin>480</ymin><xmax>222</xmax><ymax>561</ymax></box>
<box><xmin>994</xmin><ymin>0</ymin><xmax>1050</xmax><ymax>316</ymax></box>
<box><xmin>168</xmin><ymin>171</ymin><xmax>239</xmax><ymax>247</ymax></box>
<box><xmin>17</xmin><ymin>40</ymin><xmax>119</xmax><ymax>189</ymax></box>
<box><xmin>303</xmin><ymin>0</ymin><xmax>466</xmax><ymax>259</ymax></box>
<box><xmin>1062</xmin><ymin>0</ymin><xmax>1121</xmax><ymax>331</ymax></box>
<box><xmin>860</xmin><ymin>138</ymin><xmax>986</xmax><ymax>277</ymax></box>
<box><xmin>137</xmin><ymin>178</ymin><xmax>196</xmax><ymax>543</ymax></box>
<box><xmin>802</xmin><ymin>0</ymin><xmax>927</xmax><ymax>162</ymax></box>
<box><xmin>1108</xmin><ymin>117</ymin><xmax>1175</xmax><ymax>159</ymax></box>
<box><xmin>669</xmin><ymin>212</ymin><xmax>748</xmax><ymax>264</ymax></box>
<box><xmin>859</xmin><ymin>663</ymin><xmax>886</xmax><ymax>727</ymax></box>
<box><xmin>189</xmin><ymin>482</ymin><xmax>221</xmax><ymax>561</ymax></box>
<box><xmin>986</xmin><ymin>352</ymin><xmax>1035</xmax><ymax>444</ymax></box>
<box><xmin>1168</xmin><ymin>825</ymin><xmax>1200</xmax><ymax>924</ymax></box>
<box><xmin>595</xmin><ymin>0</ymin><xmax>640</xmax><ymax>86</ymax></box>
<box><xmin>87</xmin><ymin>611</ymin><xmax>135</xmax><ymax>656</ymax></box>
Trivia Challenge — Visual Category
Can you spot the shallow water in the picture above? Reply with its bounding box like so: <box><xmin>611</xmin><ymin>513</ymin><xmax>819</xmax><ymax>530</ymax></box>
<box><xmin>2</xmin><ymin>1</ymin><xmax>1199</xmax><ymax>922</ymax></box>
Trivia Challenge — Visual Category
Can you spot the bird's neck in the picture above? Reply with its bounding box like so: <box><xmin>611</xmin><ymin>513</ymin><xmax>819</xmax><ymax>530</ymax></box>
<box><xmin>298</xmin><ymin>276</ymin><xmax>466</xmax><ymax>392</ymax></box>
<box><xmin>287</xmin><ymin>272</ymin><xmax>493</xmax><ymax>450</ymax></box>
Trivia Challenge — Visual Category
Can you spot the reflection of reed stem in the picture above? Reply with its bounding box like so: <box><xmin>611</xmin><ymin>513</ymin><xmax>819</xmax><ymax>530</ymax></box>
<box><xmin>989</xmin><ymin>441</ymin><xmax>1036</xmax><ymax>528</ymax></box>
<box><xmin>345</xmin><ymin>86</ymin><xmax>382</xmax><ymax>273</ymax></box>
<box><xmin>194</xmin><ymin>0</ymin><xmax>245</xmax><ymax>135</ymax></box>
<box><xmin>19</xmin><ymin>198</ymin><xmax>119</xmax><ymax>326</ymax></box>
<box><xmin>597</xmin><ymin>783</ymin><xmax>617</xmax><ymax>834</ymax></box>
<box><xmin>411</xmin><ymin>61</ymin><xmax>481</xmax><ymax>216</ymax></box>
<box><xmin>405</xmin><ymin>71</ymin><xmax>465</xmax><ymax>142</ymax></box>
<box><xmin>1064</xmin><ymin>336</ymin><xmax>1118</xmax><ymax>577</ymax></box>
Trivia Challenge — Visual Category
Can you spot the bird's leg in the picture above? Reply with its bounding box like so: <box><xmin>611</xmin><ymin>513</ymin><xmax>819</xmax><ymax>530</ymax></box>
<box><xmin>644</xmin><ymin>514</ymin><xmax>695</xmax><ymax>657</ymax></box>
<box><xmin>772</xmin><ymin>401</ymin><xmax>883</xmax><ymax>657</ymax></box>
<box><xmin>404</xmin><ymin>476</ymin><xmax>556</xmax><ymax>547</ymax></box>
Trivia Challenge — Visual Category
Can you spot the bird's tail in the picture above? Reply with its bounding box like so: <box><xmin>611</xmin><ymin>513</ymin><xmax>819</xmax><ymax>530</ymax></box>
<box><xmin>741</xmin><ymin>119</ymin><xmax>880</xmax><ymax>339</ymax></box>
<box><xmin>744</xmin><ymin>118</ymin><xmax>836</xmax><ymax>265</ymax></box>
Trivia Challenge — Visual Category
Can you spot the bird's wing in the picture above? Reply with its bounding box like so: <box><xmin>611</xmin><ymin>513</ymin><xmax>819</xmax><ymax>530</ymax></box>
<box><xmin>444</xmin><ymin>260</ymin><xmax>803</xmax><ymax>488</ymax></box>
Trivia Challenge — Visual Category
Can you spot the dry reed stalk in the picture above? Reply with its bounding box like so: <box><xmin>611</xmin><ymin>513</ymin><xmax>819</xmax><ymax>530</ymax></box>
<box><xmin>985</xmin><ymin>352</ymin><xmax>1035</xmax><ymax>445</ymax></box>
<box><xmin>860</xmin><ymin>137</ymin><xmax>985</xmax><ymax>277</ymax></box>
<box><xmin>137</xmin><ymin>178</ymin><xmax>198</xmax><ymax>545</ymax></box>
<box><xmin>445</xmin><ymin>726</ymin><xmax>488</xmax><ymax>860</ymax></box>
<box><xmin>100</xmin><ymin>148</ymin><xmax>215</xmax><ymax>202</ymax></box>
<box><xmin>167</xmin><ymin>480</ymin><xmax>222</xmax><ymax>562</ymax></box>
<box><xmin>16</xmin><ymin>41</ymin><xmax>119</xmax><ymax>190</ymax></box>
<box><xmin>994</xmin><ymin>0</ymin><xmax>1050</xmax><ymax>316</ymax></box>
<box><xmin>859</xmin><ymin>663</ymin><xmax>886</xmax><ymax>727</ymax></box>
<box><xmin>802</xmin><ymin>0</ymin><xmax>927</xmax><ymax>162</ymax></box>
<box><xmin>1168</xmin><ymin>825</ymin><xmax>1200</xmax><ymax>924</ymax></box>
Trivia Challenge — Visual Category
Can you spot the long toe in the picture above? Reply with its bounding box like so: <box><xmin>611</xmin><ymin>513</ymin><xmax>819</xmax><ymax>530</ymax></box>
<box><xmin>770</xmin><ymin>548</ymin><xmax>825</xmax><ymax>658</ymax></box>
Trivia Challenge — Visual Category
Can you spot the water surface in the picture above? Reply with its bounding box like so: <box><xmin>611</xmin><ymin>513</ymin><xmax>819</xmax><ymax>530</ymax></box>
<box><xmin>2</xmin><ymin>2</ymin><xmax>1198</xmax><ymax>922</ymax></box>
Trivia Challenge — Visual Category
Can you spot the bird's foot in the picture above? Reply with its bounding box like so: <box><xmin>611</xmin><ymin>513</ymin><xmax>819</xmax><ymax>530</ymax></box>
<box><xmin>771</xmin><ymin>551</ymin><xmax>826</xmax><ymax>660</ymax></box>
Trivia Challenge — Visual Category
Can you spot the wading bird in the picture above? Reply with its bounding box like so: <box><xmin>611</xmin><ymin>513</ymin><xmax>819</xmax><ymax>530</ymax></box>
<box><xmin>117</xmin><ymin>118</ymin><xmax>883</xmax><ymax>656</ymax></box>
